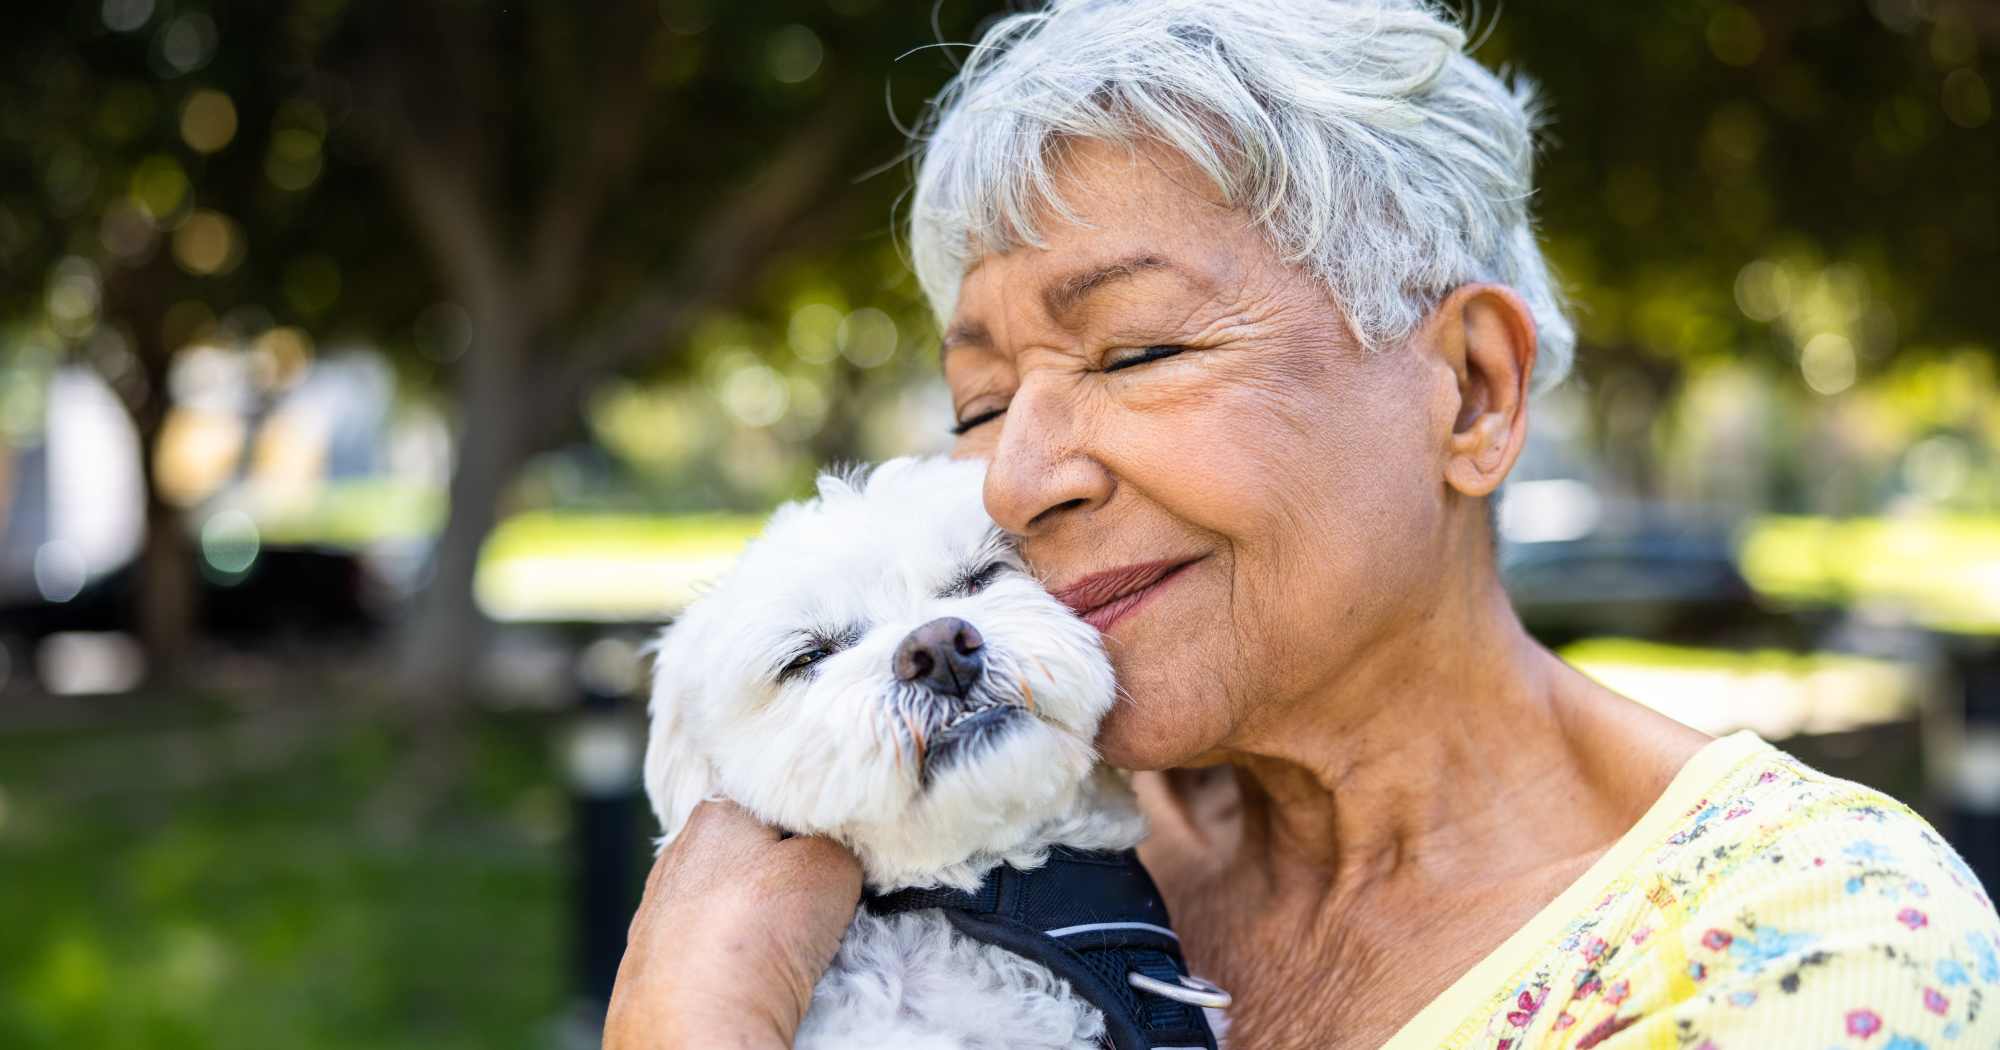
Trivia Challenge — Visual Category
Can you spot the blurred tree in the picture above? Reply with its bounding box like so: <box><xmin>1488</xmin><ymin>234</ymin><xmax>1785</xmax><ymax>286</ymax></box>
<box><xmin>3</xmin><ymin>0</ymin><xmax>1993</xmax><ymax>695</ymax></box>
<box><xmin>1482</xmin><ymin>0</ymin><xmax>1998</xmax><ymax>508</ymax></box>
<box><xmin>0</xmin><ymin>4</ymin><xmax>426</xmax><ymax>676</ymax></box>
<box><xmin>310</xmin><ymin>1</ymin><xmax>978</xmax><ymax>697</ymax></box>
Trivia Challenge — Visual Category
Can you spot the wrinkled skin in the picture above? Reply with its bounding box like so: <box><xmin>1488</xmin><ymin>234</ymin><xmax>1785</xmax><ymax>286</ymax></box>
<box><xmin>605</xmin><ymin>801</ymin><xmax>858</xmax><ymax>1050</ymax></box>
<box><xmin>605</xmin><ymin>140</ymin><xmax>1709</xmax><ymax>1050</ymax></box>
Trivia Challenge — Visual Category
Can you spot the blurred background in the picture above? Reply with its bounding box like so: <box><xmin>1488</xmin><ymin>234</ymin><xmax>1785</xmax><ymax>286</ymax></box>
<box><xmin>0</xmin><ymin>0</ymin><xmax>1995</xmax><ymax>1046</ymax></box>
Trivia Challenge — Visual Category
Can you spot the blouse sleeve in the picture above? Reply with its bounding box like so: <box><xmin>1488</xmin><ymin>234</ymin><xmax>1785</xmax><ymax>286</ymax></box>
<box><xmin>1592</xmin><ymin>806</ymin><xmax>2000</xmax><ymax>1050</ymax></box>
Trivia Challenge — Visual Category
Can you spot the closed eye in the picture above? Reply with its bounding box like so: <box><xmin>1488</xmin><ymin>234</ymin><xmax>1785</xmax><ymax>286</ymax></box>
<box><xmin>950</xmin><ymin>406</ymin><xmax>1006</xmax><ymax>435</ymax></box>
<box><xmin>944</xmin><ymin>561</ymin><xmax>1013</xmax><ymax>597</ymax></box>
<box><xmin>1103</xmin><ymin>344</ymin><xmax>1186</xmax><ymax>372</ymax></box>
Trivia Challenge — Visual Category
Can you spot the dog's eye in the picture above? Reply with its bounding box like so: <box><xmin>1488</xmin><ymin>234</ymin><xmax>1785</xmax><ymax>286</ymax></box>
<box><xmin>949</xmin><ymin>561</ymin><xmax>1012</xmax><ymax>596</ymax></box>
<box><xmin>778</xmin><ymin>647</ymin><xmax>831</xmax><ymax>682</ymax></box>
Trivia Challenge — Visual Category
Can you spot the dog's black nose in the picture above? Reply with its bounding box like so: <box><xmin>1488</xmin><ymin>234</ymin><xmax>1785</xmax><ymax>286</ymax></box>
<box><xmin>893</xmin><ymin>617</ymin><xmax>984</xmax><ymax>696</ymax></box>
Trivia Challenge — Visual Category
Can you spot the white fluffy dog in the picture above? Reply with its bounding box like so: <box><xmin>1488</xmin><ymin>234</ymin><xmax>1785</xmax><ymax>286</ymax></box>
<box><xmin>643</xmin><ymin>456</ymin><xmax>1221</xmax><ymax>1050</ymax></box>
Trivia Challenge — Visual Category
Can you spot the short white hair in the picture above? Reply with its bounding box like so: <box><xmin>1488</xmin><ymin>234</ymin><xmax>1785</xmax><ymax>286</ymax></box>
<box><xmin>908</xmin><ymin>0</ymin><xmax>1575</xmax><ymax>392</ymax></box>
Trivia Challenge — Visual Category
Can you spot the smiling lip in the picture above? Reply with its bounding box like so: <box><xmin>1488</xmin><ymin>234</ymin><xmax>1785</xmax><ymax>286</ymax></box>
<box><xmin>1052</xmin><ymin>558</ymin><xmax>1199</xmax><ymax>633</ymax></box>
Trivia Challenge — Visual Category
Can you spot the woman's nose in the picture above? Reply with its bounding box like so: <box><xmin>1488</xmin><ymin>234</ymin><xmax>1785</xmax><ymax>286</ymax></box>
<box><xmin>980</xmin><ymin>378</ymin><xmax>1113</xmax><ymax>537</ymax></box>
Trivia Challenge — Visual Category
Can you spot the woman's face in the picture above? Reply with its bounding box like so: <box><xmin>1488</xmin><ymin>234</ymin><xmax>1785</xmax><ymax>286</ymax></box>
<box><xmin>945</xmin><ymin>141</ymin><xmax>1473</xmax><ymax>769</ymax></box>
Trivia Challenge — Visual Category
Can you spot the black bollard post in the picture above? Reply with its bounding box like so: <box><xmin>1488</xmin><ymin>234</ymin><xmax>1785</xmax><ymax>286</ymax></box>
<box><xmin>561</xmin><ymin>635</ymin><xmax>648</xmax><ymax>1048</ymax></box>
<box><xmin>1950</xmin><ymin>641</ymin><xmax>2000</xmax><ymax>895</ymax></box>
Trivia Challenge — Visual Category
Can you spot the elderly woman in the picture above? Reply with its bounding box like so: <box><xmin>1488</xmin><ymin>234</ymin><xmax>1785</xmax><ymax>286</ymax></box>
<box><xmin>607</xmin><ymin>2</ymin><xmax>2000</xmax><ymax>1047</ymax></box>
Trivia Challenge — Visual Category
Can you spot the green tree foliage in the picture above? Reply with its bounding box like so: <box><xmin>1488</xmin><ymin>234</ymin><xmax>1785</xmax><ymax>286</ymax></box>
<box><xmin>1</xmin><ymin>0</ymin><xmax>1994</xmax><ymax>686</ymax></box>
<box><xmin>0</xmin><ymin>3</ymin><xmax>427</xmax><ymax>671</ymax></box>
<box><xmin>301</xmin><ymin>0</ymin><xmax>984</xmax><ymax>694</ymax></box>
<box><xmin>1481</xmin><ymin>0</ymin><xmax>1997</xmax><ymax>505</ymax></box>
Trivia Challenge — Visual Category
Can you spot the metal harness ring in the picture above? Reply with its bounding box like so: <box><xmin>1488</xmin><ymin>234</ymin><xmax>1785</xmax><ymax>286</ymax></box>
<box><xmin>1126</xmin><ymin>971</ymin><xmax>1233</xmax><ymax>1010</ymax></box>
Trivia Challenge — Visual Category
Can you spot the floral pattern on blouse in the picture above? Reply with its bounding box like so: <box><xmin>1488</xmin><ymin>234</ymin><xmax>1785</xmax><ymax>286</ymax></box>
<box><xmin>1424</xmin><ymin>735</ymin><xmax>2000</xmax><ymax>1050</ymax></box>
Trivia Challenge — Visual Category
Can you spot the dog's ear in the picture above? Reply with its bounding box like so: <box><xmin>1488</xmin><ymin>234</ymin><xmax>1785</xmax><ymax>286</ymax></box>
<box><xmin>641</xmin><ymin>617</ymin><xmax>718</xmax><ymax>850</ymax></box>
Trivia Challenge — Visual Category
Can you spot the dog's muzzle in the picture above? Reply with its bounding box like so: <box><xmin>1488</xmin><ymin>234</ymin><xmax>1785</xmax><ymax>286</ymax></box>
<box><xmin>893</xmin><ymin>616</ymin><xmax>985</xmax><ymax>698</ymax></box>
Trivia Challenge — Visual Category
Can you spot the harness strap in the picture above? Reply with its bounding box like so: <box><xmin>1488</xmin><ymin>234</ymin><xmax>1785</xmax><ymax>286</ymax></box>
<box><xmin>865</xmin><ymin>847</ymin><xmax>1219</xmax><ymax>1050</ymax></box>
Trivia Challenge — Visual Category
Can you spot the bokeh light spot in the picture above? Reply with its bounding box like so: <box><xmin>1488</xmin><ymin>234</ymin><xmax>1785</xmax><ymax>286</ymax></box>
<box><xmin>788</xmin><ymin>302</ymin><xmax>843</xmax><ymax>364</ymax></box>
<box><xmin>1706</xmin><ymin>7</ymin><xmax>1764</xmax><ymax>67</ymax></box>
<box><xmin>100</xmin><ymin>0</ymin><xmax>153</xmax><ymax>33</ymax></box>
<box><xmin>1800</xmin><ymin>333</ymin><xmax>1857</xmax><ymax>396</ymax></box>
<box><xmin>837</xmin><ymin>307</ymin><xmax>897</xmax><ymax>368</ymax></box>
<box><xmin>171</xmin><ymin>210</ymin><xmax>241</xmax><ymax>276</ymax></box>
<box><xmin>1943</xmin><ymin>69</ymin><xmax>1991</xmax><ymax>130</ymax></box>
<box><xmin>1929</xmin><ymin>11</ymin><xmax>1977</xmax><ymax>69</ymax></box>
<box><xmin>33</xmin><ymin>541</ymin><xmax>87</xmax><ymax>603</ymax></box>
<box><xmin>1904</xmin><ymin>435</ymin><xmax>1970</xmax><ymax>503</ymax></box>
<box><xmin>201</xmin><ymin>510</ymin><xmax>261</xmax><ymax>577</ymax></box>
<box><xmin>661</xmin><ymin>0</ymin><xmax>712</xmax><ymax>36</ymax></box>
<box><xmin>179</xmin><ymin>89</ymin><xmax>238</xmax><ymax>153</ymax></box>
<box><xmin>720</xmin><ymin>363</ymin><xmax>789</xmax><ymax>427</ymax></box>
<box><xmin>766</xmin><ymin>25</ymin><xmax>824</xmax><ymax>84</ymax></box>
<box><xmin>1734</xmin><ymin>260</ymin><xmax>1792</xmax><ymax>322</ymax></box>
<box><xmin>46</xmin><ymin>257</ymin><xmax>103</xmax><ymax>339</ymax></box>
<box><xmin>129</xmin><ymin>154</ymin><xmax>189</xmax><ymax>222</ymax></box>
<box><xmin>250</xmin><ymin>327</ymin><xmax>313</xmax><ymax>390</ymax></box>
<box><xmin>265</xmin><ymin>128</ymin><xmax>325</xmax><ymax>191</ymax></box>
<box><xmin>159</xmin><ymin>13</ymin><xmax>219</xmax><ymax>75</ymax></box>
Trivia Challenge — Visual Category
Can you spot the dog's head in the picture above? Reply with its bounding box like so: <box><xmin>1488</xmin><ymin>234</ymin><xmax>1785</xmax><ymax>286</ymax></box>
<box><xmin>643</xmin><ymin>456</ymin><xmax>1116</xmax><ymax>882</ymax></box>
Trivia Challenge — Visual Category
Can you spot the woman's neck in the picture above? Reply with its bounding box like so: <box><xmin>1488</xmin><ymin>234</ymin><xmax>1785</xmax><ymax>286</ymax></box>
<box><xmin>1218</xmin><ymin>570</ymin><xmax>1697</xmax><ymax>898</ymax></box>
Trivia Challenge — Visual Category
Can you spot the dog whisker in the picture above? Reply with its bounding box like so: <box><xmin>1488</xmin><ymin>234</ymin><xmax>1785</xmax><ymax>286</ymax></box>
<box><xmin>869</xmin><ymin>702</ymin><xmax>911</xmax><ymax>773</ymax></box>
<box><xmin>901</xmin><ymin>708</ymin><xmax>928</xmax><ymax>767</ymax></box>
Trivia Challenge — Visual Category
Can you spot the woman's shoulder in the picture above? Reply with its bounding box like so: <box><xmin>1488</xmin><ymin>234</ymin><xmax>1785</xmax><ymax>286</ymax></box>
<box><xmin>1657</xmin><ymin>736</ymin><xmax>1994</xmax><ymax>927</ymax></box>
<box><xmin>1386</xmin><ymin>733</ymin><xmax>1999</xmax><ymax>1050</ymax></box>
<box><xmin>1595</xmin><ymin>735</ymin><xmax>2000</xmax><ymax>1048</ymax></box>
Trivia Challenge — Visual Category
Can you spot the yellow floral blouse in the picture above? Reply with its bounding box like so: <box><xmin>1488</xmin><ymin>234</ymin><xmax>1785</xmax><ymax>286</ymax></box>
<box><xmin>1383</xmin><ymin>731</ymin><xmax>2000</xmax><ymax>1050</ymax></box>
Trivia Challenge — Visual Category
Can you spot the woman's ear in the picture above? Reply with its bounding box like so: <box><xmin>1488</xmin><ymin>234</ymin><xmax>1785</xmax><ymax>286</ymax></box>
<box><xmin>1437</xmin><ymin>283</ymin><xmax>1537</xmax><ymax>499</ymax></box>
<box><xmin>642</xmin><ymin>618</ymin><xmax>718</xmax><ymax>851</ymax></box>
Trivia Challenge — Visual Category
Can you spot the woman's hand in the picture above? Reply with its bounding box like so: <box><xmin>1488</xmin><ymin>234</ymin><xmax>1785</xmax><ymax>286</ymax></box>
<box><xmin>604</xmin><ymin>800</ymin><xmax>862</xmax><ymax>1050</ymax></box>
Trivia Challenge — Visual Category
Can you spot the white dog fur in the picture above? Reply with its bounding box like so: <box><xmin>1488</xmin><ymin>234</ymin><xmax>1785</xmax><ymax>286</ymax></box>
<box><xmin>643</xmin><ymin>456</ymin><xmax>1181</xmax><ymax>1050</ymax></box>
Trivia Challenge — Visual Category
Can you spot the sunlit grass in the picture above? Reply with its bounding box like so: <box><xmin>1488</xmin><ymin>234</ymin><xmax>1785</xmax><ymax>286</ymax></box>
<box><xmin>1739</xmin><ymin>514</ymin><xmax>2000</xmax><ymax>634</ymax></box>
<box><xmin>229</xmin><ymin>479</ymin><xmax>445</xmax><ymax>546</ymax></box>
<box><xmin>1561</xmin><ymin>636</ymin><xmax>1920</xmax><ymax>739</ymax></box>
<box><xmin>475</xmin><ymin>511</ymin><xmax>766</xmax><ymax>622</ymax></box>
<box><xmin>212</xmin><ymin>479</ymin><xmax>770</xmax><ymax>622</ymax></box>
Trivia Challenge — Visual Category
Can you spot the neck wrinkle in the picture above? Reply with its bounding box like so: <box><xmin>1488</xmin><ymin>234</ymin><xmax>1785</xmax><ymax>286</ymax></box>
<box><xmin>1218</xmin><ymin>567</ymin><xmax>1587</xmax><ymax>899</ymax></box>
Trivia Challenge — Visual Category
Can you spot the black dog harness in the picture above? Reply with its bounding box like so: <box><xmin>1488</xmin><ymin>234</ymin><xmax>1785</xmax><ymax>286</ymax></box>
<box><xmin>864</xmin><ymin>847</ymin><xmax>1222</xmax><ymax>1050</ymax></box>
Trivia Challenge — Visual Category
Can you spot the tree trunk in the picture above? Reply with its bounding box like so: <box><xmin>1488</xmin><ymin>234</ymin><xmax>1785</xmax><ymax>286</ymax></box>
<box><xmin>111</xmin><ymin>270</ymin><xmax>199</xmax><ymax>685</ymax></box>
<box><xmin>135</xmin><ymin>480</ymin><xmax>197</xmax><ymax>682</ymax></box>
<box><xmin>397</xmin><ymin>322</ymin><xmax>536</xmax><ymax>703</ymax></box>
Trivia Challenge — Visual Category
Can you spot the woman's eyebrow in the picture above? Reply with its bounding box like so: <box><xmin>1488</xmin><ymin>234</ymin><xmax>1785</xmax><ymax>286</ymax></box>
<box><xmin>1042</xmin><ymin>253</ymin><xmax>1178</xmax><ymax>322</ymax></box>
<box><xmin>941</xmin><ymin>252</ymin><xmax>1210</xmax><ymax>376</ymax></box>
<box><xmin>939</xmin><ymin>320</ymin><xmax>992</xmax><ymax>377</ymax></box>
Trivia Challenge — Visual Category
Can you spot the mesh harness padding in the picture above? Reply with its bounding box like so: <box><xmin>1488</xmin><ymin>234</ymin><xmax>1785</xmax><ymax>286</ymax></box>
<box><xmin>863</xmin><ymin>847</ymin><xmax>1219</xmax><ymax>1050</ymax></box>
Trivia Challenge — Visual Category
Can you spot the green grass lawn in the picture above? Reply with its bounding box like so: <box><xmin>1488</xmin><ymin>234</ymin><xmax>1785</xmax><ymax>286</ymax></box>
<box><xmin>0</xmin><ymin>694</ymin><xmax>604</xmax><ymax>1050</ymax></box>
